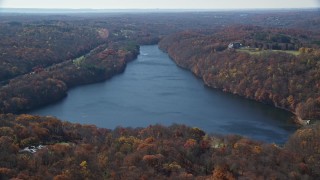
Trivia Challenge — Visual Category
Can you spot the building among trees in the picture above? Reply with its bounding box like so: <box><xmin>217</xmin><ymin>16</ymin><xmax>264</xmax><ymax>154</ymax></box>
<box><xmin>228</xmin><ymin>42</ymin><xmax>243</xmax><ymax>49</ymax></box>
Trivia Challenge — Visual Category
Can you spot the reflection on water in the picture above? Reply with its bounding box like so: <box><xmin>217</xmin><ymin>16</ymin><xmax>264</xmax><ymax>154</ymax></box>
<box><xmin>30</xmin><ymin>45</ymin><xmax>297</xmax><ymax>144</ymax></box>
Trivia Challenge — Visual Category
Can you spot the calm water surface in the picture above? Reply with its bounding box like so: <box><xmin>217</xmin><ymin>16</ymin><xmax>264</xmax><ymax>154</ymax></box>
<box><xmin>31</xmin><ymin>45</ymin><xmax>297</xmax><ymax>143</ymax></box>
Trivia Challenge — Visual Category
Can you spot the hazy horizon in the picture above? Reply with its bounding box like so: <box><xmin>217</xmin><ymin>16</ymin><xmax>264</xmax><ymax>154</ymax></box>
<box><xmin>1</xmin><ymin>0</ymin><xmax>319</xmax><ymax>10</ymax></box>
<box><xmin>1</xmin><ymin>7</ymin><xmax>319</xmax><ymax>14</ymax></box>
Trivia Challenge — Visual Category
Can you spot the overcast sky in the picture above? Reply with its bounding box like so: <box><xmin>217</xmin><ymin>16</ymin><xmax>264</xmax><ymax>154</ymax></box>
<box><xmin>1</xmin><ymin>0</ymin><xmax>319</xmax><ymax>9</ymax></box>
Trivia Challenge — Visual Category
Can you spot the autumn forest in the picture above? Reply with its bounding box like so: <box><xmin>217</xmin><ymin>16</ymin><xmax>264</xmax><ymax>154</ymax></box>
<box><xmin>0</xmin><ymin>10</ymin><xmax>320</xmax><ymax>179</ymax></box>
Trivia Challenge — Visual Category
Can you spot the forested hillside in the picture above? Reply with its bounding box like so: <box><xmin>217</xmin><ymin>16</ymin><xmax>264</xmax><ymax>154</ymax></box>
<box><xmin>0</xmin><ymin>114</ymin><xmax>319</xmax><ymax>179</ymax></box>
<box><xmin>0</xmin><ymin>19</ymin><xmax>140</xmax><ymax>114</ymax></box>
<box><xmin>0</xmin><ymin>22</ymin><xmax>110</xmax><ymax>82</ymax></box>
<box><xmin>0</xmin><ymin>41</ymin><xmax>139</xmax><ymax>114</ymax></box>
<box><xmin>159</xmin><ymin>25</ymin><xmax>320</xmax><ymax>121</ymax></box>
<box><xmin>0</xmin><ymin>10</ymin><xmax>320</xmax><ymax>179</ymax></box>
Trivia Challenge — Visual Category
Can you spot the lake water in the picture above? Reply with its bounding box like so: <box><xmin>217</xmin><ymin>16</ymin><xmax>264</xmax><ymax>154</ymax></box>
<box><xmin>30</xmin><ymin>45</ymin><xmax>297</xmax><ymax>144</ymax></box>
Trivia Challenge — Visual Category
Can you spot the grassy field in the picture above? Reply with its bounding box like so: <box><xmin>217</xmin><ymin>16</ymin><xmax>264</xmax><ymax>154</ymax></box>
<box><xmin>237</xmin><ymin>48</ymin><xmax>300</xmax><ymax>56</ymax></box>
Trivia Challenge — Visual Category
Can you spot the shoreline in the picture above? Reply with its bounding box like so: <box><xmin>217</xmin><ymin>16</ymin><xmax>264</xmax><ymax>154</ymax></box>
<box><xmin>0</xmin><ymin>42</ymin><xmax>140</xmax><ymax>114</ymax></box>
<box><xmin>158</xmin><ymin>45</ymin><xmax>312</xmax><ymax>126</ymax></box>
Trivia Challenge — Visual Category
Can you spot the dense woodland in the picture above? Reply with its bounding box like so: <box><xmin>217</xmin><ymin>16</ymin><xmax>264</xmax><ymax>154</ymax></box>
<box><xmin>0</xmin><ymin>10</ymin><xmax>320</xmax><ymax>179</ymax></box>
<box><xmin>159</xmin><ymin>25</ymin><xmax>320</xmax><ymax>121</ymax></box>
<box><xmin>0</xmin><ymin>41</ymin><xmax>139</xmax><ymax>114</ymax></box>
<box><xmin>0</xmin><ymin>18</ymin><xmax>141</xmax><ymax>113</ymax></box>
<box><xmin>0</xmin><ymin>114</ymin><xmax>319</xmax><ymax>179</ymax></box>
<box><xmin>0</xmin><ymin>22</ymin><xmax>109</xmax><ymax>82</ymax></box>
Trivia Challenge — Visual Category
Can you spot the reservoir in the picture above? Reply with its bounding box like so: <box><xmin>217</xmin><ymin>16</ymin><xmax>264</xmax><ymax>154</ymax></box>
<box><xmin>31</xmin><ymin>45</ymin><xmax>297</xmax><ymax>144</ymax></box>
